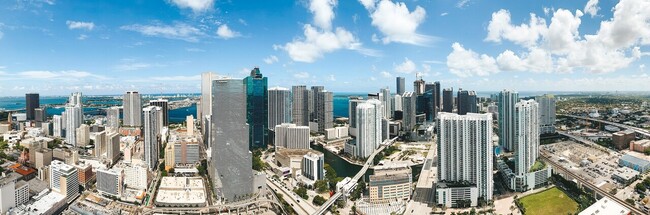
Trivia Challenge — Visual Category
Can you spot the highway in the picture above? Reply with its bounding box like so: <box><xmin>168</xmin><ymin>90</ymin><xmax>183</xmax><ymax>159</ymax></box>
<box><xmin>266</xmin><ymin>175</ymin><xmax>315</xmax><ymax>215</ymax></box>
<box><xmin>559</xmin><ymin>114</ymin><xmax>650</xmax><ymax>137</ymax></box>
<box><xmin>313</xmin><ymin>136</ymin><xmax>399</xmax><ymax>215</ymax></box>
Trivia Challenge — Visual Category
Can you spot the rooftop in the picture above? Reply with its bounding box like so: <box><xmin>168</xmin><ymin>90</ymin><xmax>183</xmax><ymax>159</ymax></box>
<box><xmin>9</xmin><ymin>191</ymin><xmax>65</xmax><ymax>215</ymax></box>
<box><xmin>620</xmin><ymin>154</ymin><xmax>650</xmax><ymax>166</ymax></box>
<box><xmin>275</xmin><ymin>148</ymin><xmax>319</xmax><ymax>157</ymax></box>
<box><xmin>155</xmin><ymin>177</ymin><xmax>206</xmax><ymax>205</ymax></box>
<box><xmin>579</xmin><ymin>197</ymin><xmax>629</xmax><ymax>215</ymax></box>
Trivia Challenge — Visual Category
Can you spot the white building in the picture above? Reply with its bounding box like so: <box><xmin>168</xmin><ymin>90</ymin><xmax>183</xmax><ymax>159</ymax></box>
<box><xmin>106</xmin><ymin>106</ymin><xmax>120</xmax><ymax>131</ymax></box>
<box><xmin>50</xmin><ymin>160</ymin><xmax>79</xmax><ymax>202</ymax></box>
<box><xmin>76</xmin><ymin>124</ymin><xmax>90</xmax><ymax>147</ymax></box>
<box><xmin>64</xmin><ymin>106</ymin><xmax>82</xmax><ymax>146</ymax></box>
<box><xmin>52</xmin><ymin>115</ymin><xmax>63</xmax><ymax>138</ymax></box>
<box><xmin>402</xmin><ymin>92</ymin><xmax>416</xmax><ymax>133</ymax></box>
<box><xmin>96</xmin><ymin>168</ymin><xmax>123</xmax><ymax>197</ymax></box>
<box><xmin>123</xmin><ymin>91</ymin><xmax>142</xmax><ymax>127</ymax></box>
<box><xmin>274</xmin><ymin>123</ymin><xmax>310</xmax><ymax>149</ymax></box>
<box><xmin>186</xmin><ymin>115</ymin><xmax>194</xmax><ymax>135</ymax></box>
<box><xmin>535</xmin><ymin>94</ymin><xmax>556</xmax><ymax>135</ymax></box>
<box><xmin>437</xmin><ymin>113</ymin><xmax>493</xmax><ymax>207</ymax></box>
<box><xmin>268</xmin><ymin>87</ymin><xmax>292</xmax><ymax>130</ymax></box>
<box><xmin>355</xmin><ymin>100</ymin><xmax>382</xmax><ymax>159</ymax></box>
<box><xmin>511</xmin><ymin>100</ymin><xmax>551</xmax><ymax>192</ymax></box>
<box><xmin>381</xmin><ymin>88</ymin><xmax>393</xmax><ymax>119</ymax></box>
<box><xmin>498</xmin><ymin>90</ymin><xmax>518</xmax><ymax>151</ymax></box>
<box><xmin>0</xmin><ymin>174</ymin><xmax>18</xmax><ymax>213</ymax></box>
<box><xmin>143</xmin><ymin>106</ymin><xmax>159</xmax><ymax>170</ymax></box>
<box><xmin>301</xmin><ymin>151</ymin><xmax>324</xmax><ymax>182</ymax></box>
<box><xmin>579</xmin><ymin>197</ymin><xmax>629</xmax><ymax>215</ymax></box>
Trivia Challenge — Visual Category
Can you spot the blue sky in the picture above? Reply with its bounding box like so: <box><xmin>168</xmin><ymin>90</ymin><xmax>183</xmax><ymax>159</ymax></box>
<box><xmin>0</xmin><ymin>0</ymin><xmax>649</xmax><ymax>96</ymax></box>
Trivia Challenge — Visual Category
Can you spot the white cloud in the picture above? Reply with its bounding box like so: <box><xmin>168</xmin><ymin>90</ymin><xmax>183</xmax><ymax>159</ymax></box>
<box><xmin>263</xmin><ymin>55</ymin><xmax>279</xmax><ymax>64</ymax></box>
<box><xmin>121</xmin><ymin>23</ymin><xmax>204</xmax><ymax>42</ymax></box>
<box><xmin>328</xmin><ymin>75</ymin><xmax>336</xmax><ymax>81</ymax></box>
<box><xmin>584</xmin><ymin>0</ymin><xmax>600</xmax><ymax>17</ymax></box>
<box><xmin>309</xmin><ymin>0</ymin><xmax>337</xmax><ymax>30</ymax></box>
<box><xmin>380</xmin><ymin>71</ymin><xmax>392</xmax><ymax>78</ymax></box>
<box><xmin>446</xmin><ymin>42</ymin><xmax>498</xmax><ymax>77</ymax></box>
<box><xmin>294</xmin><ymin>72</ymin><xmax>310</xmax><ymax>79</ymax></box>
<box><xmin>456</xmin><ymin>0</ymin><xmax>470</xmax><ymax>8</ymax></box>
<box><xmin>77</xmin><ymin>34</ymin><xmax>88</xmax><ymax>40</ymax></box>
<box><xmin>394</xmin><ymin>58</ymin><xmax>417</xmax><ymax>74</ymax></box>
<box><xmin>17</xmin><ymin>70</ymin><xmax>108</xmax><ymax>80</ymax></box>
<box><xmin>361</xmin><ymin>0</ymin><xmax>432</xmax><ymax>46</ymax></box>
<box><xmin>282</xmin><ymin>25</ymin><xmax>360</xmax><ymax>62</ymax></box>
<box><xmin>186</xmin><ymin>48</ymin><xmax>205</xmax><ymax>52</ymax></box>
<box><xmin>152</xmin><ymin>75</ymin><xmax>201</xmax><ymax>81</ymax></box>
<box><xmin>168</xmin><ymin>0</ymin><xmax>214</xmax><ymax>12</ymax></box>
<box><xmin>216</xmin><ymin>24</ymin><xmax>241</xmax><ymax>39</ymax></box>
<box><xmin>440</xmin><ymin>12</ymin><xmax>448</xmax><ymax>16</ymax></box>
<box><xmin>359</xmin><ymin>0</ymin><xmax>376</xmax><ymax>10</ymax></box>
<box><xmin>114</xmin><ymin>59</ymin><xmax>165</xmax><ymax>71</ymax></box>
<box><xmin>238</xmin><ymin>19</ymin><xmax>248</xmax><ymax>26</ymax></box>
<box><xmin>66</xmin><ymin>20</ymin><xmax>94</xmax><ymax>30</ymax></box>
<box><xmin>485</xmin><ymin>10</ymin><xmax>547</xmax><ymax>48</ymax></box>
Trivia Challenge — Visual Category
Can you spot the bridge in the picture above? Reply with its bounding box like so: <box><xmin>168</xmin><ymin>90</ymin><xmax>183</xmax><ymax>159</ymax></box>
<box><xmin>141</xmin><ymin>194</ymin><xmax>286</xmax><ymax>215</ymax></box>
<box><xmin>559</xmin><ymin>114</ymin><xmax>650</xmax><ymax>137</ymax></box>
<box><xmin>312</xmin><ymin>136</ymin><xmax>399</xmax><ymax>215</ymax></box>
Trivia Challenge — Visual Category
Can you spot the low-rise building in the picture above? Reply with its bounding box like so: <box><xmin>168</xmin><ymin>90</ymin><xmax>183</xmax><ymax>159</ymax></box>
<box><xmin>611</xmin><ymin>166</ymin><xmax>639</xmax><ymax>185</ymax></box>
<box><xmin>630</xmin><ymin>139</ymin><xmax>650</xmax><ymax>153</ymax></box>
<box><xmin>275</xmin><ymin>148</ymin><xmax>318</xmax><ymax>177</ymax></box>
<box><xmin>368</xmin><ymin>166</ymin><xmax>412</xmax><ymax>203</ymax></box>
<box><xmin>154</xmin><ymin>177</ymin><xmax>206</xmax><ymax>207</ymax></box>
<box><xmin>613</xmin><ymin>130</ymin><xmax>635</xmax><ymax>150</ymax></box>
<box><xmin>7</xmin><ymin>190</ymin><xmax>67</xmax><ymax>215</ymax></box>
<box><xmin>578</xmin><ymin>197</ymin><xmax>629</xmax><ymax>215</ymax></box>
<box><xmin>436</xmin><ymin>183</ymin><xmax>478</xmax><ymax>208</ymax></box>
<box><xmin>619</xmin><ymin>154</ymin><xmax>650</xmax><ymax>173</ymax></box>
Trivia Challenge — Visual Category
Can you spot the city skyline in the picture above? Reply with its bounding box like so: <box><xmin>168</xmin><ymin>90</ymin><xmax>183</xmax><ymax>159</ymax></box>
<box><xmin>0</xmin><ymin>0</ymin><xmax>649</xmax><ymax>96</ymax></box>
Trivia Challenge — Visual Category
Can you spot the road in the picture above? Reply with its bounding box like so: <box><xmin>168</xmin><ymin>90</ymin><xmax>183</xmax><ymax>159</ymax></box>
<box><xmin>266</xmin><ymin>175</ymin><xmax>315</xmax><ymax>215</ymax></box>
<box><xmin>559</xmin><ymin>114</ymin><xmax>650</xmax><ymax>137</ymax></box>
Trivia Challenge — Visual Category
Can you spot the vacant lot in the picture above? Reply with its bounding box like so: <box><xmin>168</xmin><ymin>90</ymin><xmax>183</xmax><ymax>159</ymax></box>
<box><xmin>518</xmin><ymin>187</ymin><xmax>579</xmax><ymax>215</ymax></box>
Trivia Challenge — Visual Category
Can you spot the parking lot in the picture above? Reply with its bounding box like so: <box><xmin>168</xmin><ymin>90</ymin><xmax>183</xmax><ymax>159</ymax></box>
<box><xmin>541</xmin><ymin>141</ymin><xmax>622</xmax><ymax>187</ymax></box>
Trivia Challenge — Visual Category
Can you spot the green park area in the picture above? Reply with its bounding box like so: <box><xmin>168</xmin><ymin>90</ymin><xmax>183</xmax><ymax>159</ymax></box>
<box><xmin>517</xmin><ymin>187</ymin><xmax>579</xmax><ymax>215</ymax></box>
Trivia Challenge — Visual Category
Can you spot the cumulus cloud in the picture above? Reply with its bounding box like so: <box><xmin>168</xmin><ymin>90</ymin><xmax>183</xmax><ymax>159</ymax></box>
<box><xmin>446</xmin><ymin>43</ymin><xmax>498</xmax><ymax>77</ymax></box>
<box><xmin>66</xmin><ymin>20</ymin><xmax>94</xmax><ymax>30</ymax></box>
<box><xmin>168</xmin><ymin>0</ymin><xmax>214</xmax><ymax>12</ymax></box>
<box><xmin>380</xmin><ymin>71</ymin><xmax>392</xmax><ymax>78</ymax></box>
<box><xmin>394</xmin><ymin>58</ymin><xmax>417</xmax><ymax>74</ymax></box>
<box><xmin>584</xmin><ymin>0</ymin><xmax>600</xmax><ymax>17</ymax></box>
<box><xmin>309</xmin><ymin>0</ymin><xmax>337</xmax><ymax>30</ymax></box>
<box><xmin>216</xmin><ymin>24</ymin><xmax>241</xmax><ymax>39</ymax></box>
<box><xmin>263</xmin><ymin>55</ymin><xmax>279</xmax><ymax>64</ymax></box>
<box><xmin>121</xmin><ymin>22</ymin><xmax>204</xmax><ymax>42</ymax></box>
<box><xmin>360</xmin><ymin>0</ymin><xmax>432</xmax><ymax>46</ymax></box>
<box><xmin>485</xmin><ymin>10</ymin><xmax>547</xmax><ymax>48</ymax></box>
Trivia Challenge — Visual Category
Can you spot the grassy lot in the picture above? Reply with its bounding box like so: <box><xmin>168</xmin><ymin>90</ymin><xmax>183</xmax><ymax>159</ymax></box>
<box><xmin>518</xmin><ymin>187</ymin><xmax>579</xmax><ymax>215</ymax></box>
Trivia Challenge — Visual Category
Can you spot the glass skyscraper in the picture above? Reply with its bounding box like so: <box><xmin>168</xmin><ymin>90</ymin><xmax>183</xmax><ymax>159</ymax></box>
<box><xmin>245</xmin><ymin>67</ymin><xmax>268</xmax><ymax>150</ymax></box>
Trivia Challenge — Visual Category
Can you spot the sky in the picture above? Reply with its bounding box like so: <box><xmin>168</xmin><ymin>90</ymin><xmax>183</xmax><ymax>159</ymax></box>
<box><xmin>0</xmin><ymin>0</ymin><xmax>649</xmax><ymax>96</ymax></box>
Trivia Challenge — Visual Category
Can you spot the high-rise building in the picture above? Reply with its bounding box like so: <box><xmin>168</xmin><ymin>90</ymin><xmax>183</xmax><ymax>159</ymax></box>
<box><xmin>210</xmin><ymin>78</ymin><xmax>253</xmax><ymax>202</ymax></box>
<box><xmin>64</xmin><ymin>106</ymin><xmax>82</xmax><ymax>146</ymax></box>
<box><xmin>535</xmin><ymin>94</ymin><xmax>556</xmax><ymax>135</ymax></box>
<box><xmin>315</xmin><ymin>90</ymin><xmax>333</xmax><ymax>133</ymax></box>
<box><xmin>402</xmin><ymin>92</ymin><xmax>417</xmax><ymax>132</ymax></box>
<box><xmin>436</xmin><ymin>113</ymin><xmax>493</xmax><ymax>207</ymax></box>
<box><xmin>0</xmin><ymin>174</ymin><xmax>19</xmax><ymax>213</ymax></box>
<box><xmin>433</xmin><ymin>81</ymin><xmax>441</xmax><ymax>114</ymax></box>
<box><xmin>143</xmin><ymin>106</ymin><xmax>159</xmax><ymax>170</ymax></box>
<box><xmin>106</xmin><ymin>106</ymin><xmax>120</xmax><ymax>131</ymax></box>
<box><xmin>356</xmin><ymin>100</ymin><xmax>382</xmax><ymax>158</ymax></box>
<box><xmin>53</xmin><ymin>115</ymin><xmax>63</xmax><ymax>137</ymax></box>
<box><xmin>291</xmin><ymin>86</ymin><xmax>309</xmax><ymax>126</ymax></box>
<box><xmin>35</xmin><ymin>148</ymin><xmax>52</xmax><ymax>169</ymax></box>
<box><xmin>186</xmin><ymin>115</ymin><xmax>195</xmax><ymax>135</ymax></box>
<box><xmin>96</xmin><ymin>168</ymin><xmax>123</xmax><ymax>198</ymax></box>
<box><xmin>301</xmin><ymin>151</ymin><xmax>324</xmax><ymax>182</ymax></box>
<box><xmin>274</xmin><ymin>123</ymin><xmax>310</xmax><ymax>149</ymax></box>
<box><xmin>107</xmin><ymin>132</ymin><xmax>120</xmax><ymax>164</ymax></box>
<box><xmin>268</xmin><ymin>87</ymin><xmax>292</xmax><ymax>131</ymax></box>
<box><xmin>50</xmin><ymin>160</ymin><xmax>79</xmax><ymax>202</ymax></box>
<box><xmin>457</xmin><ymin>89</ymin><xmax>477</xmax><ymax>115</ymax></box>
<box><xmin>95</xmin><ymin>131</ymin><xmax>107</xmax><ymax>159</ymax></box>
<box><xmin>25</xmin><ymin>93</ymin><xmax>39</xmax><ymax>121</ymax></box>
<box><xmin>245</xmin><ymin>68</ymin><xmax>269</xmax><ymax>149</ymax></box>
<box><xmin>515</xmin><ymin>100</ymin><xmax>539</xmax><ymax>175</ymax></box>
<box><xmin>381</xmin><ymin>88</ymin><xmax>393</xmax><ymax>119</ymax></box>
<box><xmin>174</xmin><ymin>140</ymin><xmax>200</xmax><ymax>165</ymax></box>
<box><xmin>442</xmin><ymin>88</ymin><xmax>453</xmax><ymax>113</ymax></box>
<box><xmin>165</xmin><ymin>144</ymin><xmax>175</xmax><ymax>170</ymax></box>
<box><xmin>201</xmin><ymin>72</ymin><xmax>219</xmax><ymax>128</ymax></box>
<box><xmin>419</xmin><ymin>86</ymin><xmax>435</xmax><ymax>122</ymax></box>
<box><xmin>393</xmin><ymin>94</ymin><xmax>402</xmax><ymax>111</ymax></box>
<box><xmin>76</xmin><ymin>124</ymin><xmax>90</xmax><ymax>147</ymax></box>
<box><xmin>123</xmin><ymin>91</ymin><xmax>142</xmax><ymax>127</ymax></box>
<box><xmin>396</xmin><ymin>77</ymin><xmax>405</xmax><ymax>96</ymax></box>
<box><xmin>413</xmin><ymin>76</ymin><xmax>425</xmax><ymax>95</ymax></box>
<box><xmin>69</xmin><ymin>92</ymin><xmax>82</xmax><ymax>107</ymax></box>
<box><xmin>34</xmin><ymin>108</ymin><xmax>46</xmax><ymax>122</ymax></box>
<box><xmin>149</xmin><ymin>99</ymin><xmax>169</xmax><ymax>126</ymax></box>
<box><xmin>424</xmin><ymin>83</ymin><xmax>439</xmax><ymax>120</ymax></box>
<box><xmin>498</xmin><ymin>90</ymin><xmax>519</xmax><ymax>151</ymax></box>
<box><xmin>311</xmin><ymin>86</ymin><xmax>324</xmax><ymax>122</ymax></box>
<box><xmin>348</xmin><ymin>97</ymin><xmax>365</xmax><ymax>137</ymax></box>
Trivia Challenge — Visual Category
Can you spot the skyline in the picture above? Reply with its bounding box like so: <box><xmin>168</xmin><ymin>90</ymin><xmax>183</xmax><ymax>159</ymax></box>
<box><xmin>0</xmin><ymin>0</ymin><xmax>649</xmax><ymax>96</ymax></box>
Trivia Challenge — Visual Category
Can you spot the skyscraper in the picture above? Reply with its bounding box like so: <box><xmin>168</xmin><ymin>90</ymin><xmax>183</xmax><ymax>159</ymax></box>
<box><xmin>311</xmin><ymin>86</ymin><xmax>324</xmax><ymax>122</ymax></box>
<box><xmin>106</xmin><ymin>107</ymin><xmax>120</xmax><ymax>131</ymax></box>
<box><xmin>348</xmin><ymin>97</ymin><xmax>365</xmax><ymax>137</ymax></box>
<box><xmin>442</xmin><ymin>88</ymin><xmax>453</xmax><ymax>113</ymax></box>
<box><xmin>424</xmin><ymin>83</ymin><xmax>438</xmax><ymax>120</ymax></box>
<box><xmin>396</xmin><ymin>77</ymin><xmax>405</xmax><ymax>97</ymax></box>
<box><xmin>433</xmin><ymin>81</ymin><xmax>441</xmax><ymax>114</ymax></box>
<box><xmin>143</xmin><ymin>106</ymin><xmax>159</xmax><ymax>170</ymax></box>
<box><xmin>53</xmin><ymin>115</ymin><xmax>63</xmax><ymax>137</ymax></box>
<box><xmin>200</xmin><ymin>72</ymin><xmax>217</xmax><ymax>123</ymax></box>
<box><xmin>356</xmin><ymin>101</ymin><xmax>382</xmax><ymax>158</ymax></box>
<box><xmin>535</xmin><ymin>94</ymin><xmax>556</xmax><ymax>135</ymax></box>
<box><xmin>402</xmin><ymin>92</ymin><xmax>416</xmax><ymax>132</ymax></box>
<box><xmin>468</xmin><ymin>91</ymin><xmax>478</xmax><ymax>113</ymax></box>
<box><xmin>210</xmin><ymin>78</ymin><xmax>253</xmax><ymax>202</ymax></box>
<box><xmin>123</xmin><ymin>91</ymin><xmax>142</xmax><ymax>127</ymax></box>
<box><xmin>457</xmin><ymin>89</ymin><xmax>477</xmax><ymax>115</ymax></box>
<box><xmin>149</xmin><ymin>99</ymin><xmax>169</xmax><ymax>126</ymax></box>
<box><xmin>515</xmin><ymin>100</ymin><xmax>539</xmax><ymax>175</ymax></box>
<box><xmin>268</xmin><ymin>87</ymin><xmax>292</xmax><ymax>130</ymax></box>
<box><xmin>69</xmin><ymin>92</ymin><xmax>82</xmax><ymax>106</ymax></box>
<box><xmin>291</xmin><ymin>86</ymin><xmax>309</xmax><ymax>126</ymax></box>
<box><xmin>25</xmin><ymin>93</ymin><xmax>39</xmax><ymax>120</ymax></box>
<box><xmin>50</xmin><ymin>160</ymin><xmax>79</xmax><ymax>202</ymax></box>
<box><xmin>380</xmin><ymin>88</ymin><xmax>392</xmax><ymax>119</ymax></box>
<box><xmin>436</xmin><ymin>112</ymin><xmax>493</xmax><ymax>207</ymax></box>
<box><xmin>315</xmin><ymin>90</ymin><xmax>333</xmax><ymax>133</ymax></box>
<box><xmin>245</xmin><ymin>68</ymin><xmax>268</xmax><ymax>149</ymax></box>
<box><xmin>413</xmin><ymin>76</ymin><xmax>425</xmax><ymax>95</ymax></box>
<box><xmin>498</xmin><ymin>90</ymin><xmax>519</xmax><ymax>151</ymax></box>
<box><xmin>34</xmin><ymin>108</ymin><xmax>46</xmax><ymax>122</ymax></box>
<box><xmin>64</xmin><ymin>106</ymin><xmax>82</xmax><ymax>146</ymax></box>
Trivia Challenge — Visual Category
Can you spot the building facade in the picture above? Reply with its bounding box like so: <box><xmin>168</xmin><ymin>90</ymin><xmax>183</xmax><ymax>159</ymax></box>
<box><xmin>442</xmin><ymin>88</ymin><xmax>453</xmax><ymax>113</ymax></box>
<box><xmin>149</xmin><ymin>99</ymin><xmax>169</xmax><ymax>126</ymax></box>
<box><xmin>123</xmin><ymin>91</ymin><xmax>142</xmax><ymax>127</ymax></box>
<box><xmin>368</xmin><ymin>166</ymin><xmax>412</xmax><ymax>203</ymax></box>
<box><xmin>97</xmin><ymin>168</ymin><xmax>123</xmax><ymax>197</ymax></box>
<box><xmin>268</xmin><ymin>87</ymin><xmax>292</xmax><ymax>131</ymax></box>
<box><xmin>396</xmin><ymin>77</ymin><xmax>405</xmax><ymax>96</ymax></box>
<box><xmin>291</xmin><ymin>85</ymin><xmax>309</xmax><ymax>126</ymax></box>
<box><xmin>274</xmin><ymin>123</ymin><xmax>310</xmax><ymax>149</ymax></box>
<box><xmin>245</xmin><ymin>68</ymin><xmax>268</xmax><ymax>149</ymax></box>
<box><xmin>50</xmin><ymin>160</ymin><xmax>79</xmax><ymax>202</ymax></box>
<box><xmin>301</xmin><ymin>152</ymin><xmax>324</xmax><ymax>182</ymax></box>
<box><xmin>143</xmin><ymin>106</ymin><xmax>159</xmax><ymax>170</ymax></box>
<box><xmin>498</xmin><ymin>90</ymin><xmax>519</xmax><ymax>151</ymax></box>
<box><xmin>535</xmin><ymin>94</ymin><xmax>556</xmax><ymax>135</ymax></box>
<box><xmin>106</xmin><ymin>107</ymin><xmax>120</xmax><ymax>131</ymax></box>
<box><xmin>402</xmin><ymin>92</ymin><xmax>417</xmax><ymax>133</ymax></box>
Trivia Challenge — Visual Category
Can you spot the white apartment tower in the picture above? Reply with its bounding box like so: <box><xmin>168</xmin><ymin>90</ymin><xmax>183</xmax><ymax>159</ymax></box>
<box><xmin>268</xmin><ymin>87</ymin><xmax>292</xmax><ymax>130</ymax></box>
<box><xmin>515</xmin><ymin>100</ymin><xmax>540</xmax><ymax>175</ymax></box>
<box><xmin>274</xmin><ymin>123</ymin><xmax>310</xmax><ymax>149</ymax></box>
<box><xmin>123</xmin><ymin>91</ymin><xmax>142</xmax><ymax>127</ymax></box>
<box><xmin>50</xmin><ymin>160</ymin><xmax>79</xmax><ymax>202</ymax></box>
<box><xmin>143</xmin><ymin>106</ymin><xmax>159</xmax><ymax>170</ymax></box>
<box><xmin>356</xmin><ymin>100</ymin><xmax>382</xmax><ymax>159</ymax></box>
<box><xmin>535</xmin><ymin>94</ymin><xmax>556</xmax><ymax>135</ymax></box>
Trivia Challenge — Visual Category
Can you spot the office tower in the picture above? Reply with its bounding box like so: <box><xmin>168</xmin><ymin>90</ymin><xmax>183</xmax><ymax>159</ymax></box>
<box><xmin>436</xmin><ymin>113</ymin><xmax>493</xmax><ymax>207</ymax></box>
<box><xmin>348</xmin><ymin>97</ymin><xmax>365</xmax><ymax>137</ymax></box>
<box><xmin>25</xmin><ymin>93</ymin><xmax>39</xmax><ymax>120</ymax></box>
<box><xmin>418</xmin><ymin>87</ymin><xmax>435</xmax><ymax>122</ymax></box>
<box><xmin>174</xmin><ymin>141</ymin><xmax>200</xmax><ymax>165</ymax></box>
<box><xmin>201</xmin><ymin>72</ymin><xmax>218</xmax><ymax>128</ymax></box>
<box><xmin>95</xmin><ymin>131</ymin><xmax>107</xmax><ymax>158</ymax></box>
<box><xmin>76</xmin><ymin>124</ymin><xmax>90</xmax><ymax>147</ymax></box>
<box><xmin>457</xmin><ymin>89</ymin><xmax>477</xmax><ymax>115</ymax></box>
<box><xmin>202</xmin><ymin>116</ymin><xmax>211</xmax><ymax>149</ymax></box>
<box><xmin>356</xmin><ymin>101</ymin><xmax>382</xmax><ymax>158</ymax></box>
<box><xmin>53</xmin><ymin>115</ymin><xmax>63</xmax><ymax>137</ymax></box>
<box><xmin>535</xmin><ymin>94</ymin><xmax>556</xmax><ymax>134</ymax></box>
<box><xmin>402</xmin><ymin>92</ymin><xmax>417</xmax><ymax>132</ymax></box>
<box><xmin>143</xmin><ymin>106</ymin><xmax>159</xmax><ymax>170</ymax></box>
<box><xmin>268</xmin><ymin>87</ymin><xmax>292</xmax><ymax>130</ymax></box>
<box><xmin>97</xmin><ymin>168</ymin><xmax>123</xmax><ymax>197</ymax></box>
<box><xmin>291</xmin><ymin>86</ymin><xmax>309</xmax><ymax>126</ymax></box>
<box><xmin>244</xmin><ymin>68</ymin><xmax>269</xmax><ymax>149</ymax></box>
<box><xmin>515</xmin><ymin>100</ymin><xmax>539</xmax><ymax>175</ymax></box>
<box><xmin>369</xmin><ymin>166</ymin><xmax>412</xmax><ymax>203</ymax></box>
<box><xmin>315</xmin><ymin>90</ymin><xmax>333</xmax><ymax>133</ymax></box>
<box><xmin>442</xmin><ymin>88</ymin><xmax>453</xmax><ymax>113</ymax></box>
<box><xmin>50</xmin><ymin>160</ymin><xmax>79</xmax><ymax>202</ymax></box>
<box><xmin>274</xmin><ymin>123</ymin><xmax>310</xmax><ymax>149</ymax></box>
<box><xmin>186</xmin><ymin>115</ymin><xmax>195</xmax><ymax>135</ymax></box>
<box><xmin>34</xmin><ymin>108</ymin><xmax>46</xmax><ymax>122</ymax></box>
<box><xmin>396</xmin><ymin>77</ymin><xmax>405</xmax><ymax>96</ymax></box>
<box><xmin>311</xmin><ymin>86</ymin><xmax>324</xmax><ymax>122</ymax></box>
<box><xmin>413</xmin><ymin>76</ymin><xmax>425</xmax><ymax>95</ymax></box>
<box><xmin>210</xmin><ymin>78</ymin><xmax>253</xmax><ymax>202</ymax></box>
<box><xmin>498</xmin><ymin>90</ymin><xmax>519</xmax><ymax>151</ymax></box>
<box><xmin>393</xmin><ymin>94</ymin><xmax>402</xmax><ymax>111</ymax></box>
<box><xmin>381</xmin><ymin>88</ymin><xmax>393</xmax><ymax>119</ymax></box>
<box><xmin>123</xmin><ymin>91</ymin><xmax>142</xmax><ymax>127</ymax></box>
<box><xmin>149</xmin><ymin>99</ymin><xmax>169</xmax><ymax>126</ymax></box>
<box><xmin>468</xmin><ymin>91</ymin><xmax>477</xmax><ymax>113</ymax></box>
<box><xmin>433</xmin><ymin>81</ymin><xmax>441</xmax><ymax>113</ymax></box>
<box><xmin>367</xmin><ymin>99</ymin><xmax>384</xmax><ymax>148</ymax></box>
<box><xmin>108</xmin><ymin>132</ymin><xmax>120</xmax><ymax>164</ymax></box>
<box><xmin>64</xmin><ymin>106</ymin><xmax>82</xmax><ymax>146</ymax></box>
<box><xmin>301</xmin><ymin>151</ymin><xmax>325</xmax><ymax>181</ymax></box>
<box><xmin>106</xmin><ymin>107</ymin><xmax>120</xmax><ymax>131</ymax></box>
<box><xmin>69</xmin><ymin>92</ymin><xmax>82</xmax><ymax>106</ymax></box>
<box><xmin>165</xmin><ymin>144</ymin><xmax>175</xmax><ymax>170</ymax></box>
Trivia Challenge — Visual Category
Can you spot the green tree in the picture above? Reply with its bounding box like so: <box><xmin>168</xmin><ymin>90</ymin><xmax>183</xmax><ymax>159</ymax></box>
<box><xmin>294</xmin><ymin>186</ymin><xmax>308</xmax><ymax>199</ymax></box>
<box><xmin>315</xmin><ymin>180</ymin><xmax>329</xmax><ymax>193</ymax></box>
<box><xmin>312</xmin><ymin>195</ymin><xmax>326</xmax><ymax>206</ymax></box>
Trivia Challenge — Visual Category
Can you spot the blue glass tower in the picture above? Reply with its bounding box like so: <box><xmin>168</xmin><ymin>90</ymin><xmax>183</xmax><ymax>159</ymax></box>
<box><xmin>245</xmin><ymin>67</ymin><xmax>268</xmax><ymax>150</ymax></box>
